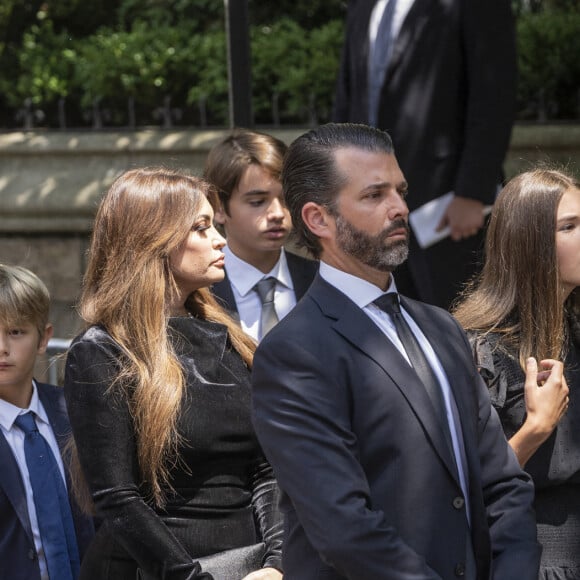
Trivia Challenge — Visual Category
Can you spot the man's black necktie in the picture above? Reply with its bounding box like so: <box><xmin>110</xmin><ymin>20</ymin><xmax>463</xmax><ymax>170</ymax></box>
<box><xmin>15</xmin><ymin>411</ymin><xmax>80</xmax><ymax>580</ymax></box>
<box><xmin>374</xmin><ymin>295</ymin><xmax>472</xmax><ymax>558</ymax></box>
<box><xmin>373</xmin><ymin>293</ymin><xmax>451</xmax><ymax>436</ymax></box>
<box><xmin>255</xmin><ymin>277</ymin><xmax>279</xmax><ymax>339</ymax></box>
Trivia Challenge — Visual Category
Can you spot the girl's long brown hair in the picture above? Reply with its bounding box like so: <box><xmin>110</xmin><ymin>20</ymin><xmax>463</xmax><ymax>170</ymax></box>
<box><xmin>77</xmin><ymin>167</ymin><xmax>255</xmax><ymax>506</ymax></box>
<box><xmin>453</xmin><ymin>168</ymin><xmax>580</xmax><ymax>368</ymax></box>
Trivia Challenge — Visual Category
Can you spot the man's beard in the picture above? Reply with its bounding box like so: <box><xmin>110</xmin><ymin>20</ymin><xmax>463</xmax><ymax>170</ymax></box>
<box><xmin>335</xmin><ymin>214</ymin><xmax>409</xmax><ymax>272</ymax></box>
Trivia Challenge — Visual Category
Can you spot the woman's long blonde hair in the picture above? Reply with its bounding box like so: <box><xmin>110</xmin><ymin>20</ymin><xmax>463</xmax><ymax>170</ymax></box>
<box><xmin>79</xmin><ymin>167</ymin><xmax>255</xmax><ymax>506</ymax></box>
<box><xmin>453</xmin><ymin>168</ymin><xmax>580</xmax><ymax>368</ymax></box>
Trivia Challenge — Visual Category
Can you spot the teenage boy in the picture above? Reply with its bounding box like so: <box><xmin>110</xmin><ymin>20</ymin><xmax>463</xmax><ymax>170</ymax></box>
<box><xmin>205</xmin><ymin>129</ymin><xmax>318</xmax><ymax>342</ymax></box>
<box><xmin>0</xmin><ymin>264</ymin><xmax>94</xmax><ymax>580</ymax></box>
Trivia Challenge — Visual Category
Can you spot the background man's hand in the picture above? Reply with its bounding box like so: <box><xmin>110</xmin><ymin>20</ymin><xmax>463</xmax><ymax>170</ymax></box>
<box><xmin>437</xmin><ymin>196</ymin><xmax>485</xmax><ymax>241</ymax></box>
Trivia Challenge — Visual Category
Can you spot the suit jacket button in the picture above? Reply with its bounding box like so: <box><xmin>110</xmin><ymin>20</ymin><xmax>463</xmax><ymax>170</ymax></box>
<box><xmin>454</xmin><ymin>562</ymin><xmax>466</xmax><ymax>576</ymax></box>
<box><xmin>28</xmin><ymin>548</ymin><xmax>36</xmax><ymax>560</ymax></box>
<box><xmin>452</xmin><ymin>496</ymin><xmax>465</xmax><ymax>509</ymax></box>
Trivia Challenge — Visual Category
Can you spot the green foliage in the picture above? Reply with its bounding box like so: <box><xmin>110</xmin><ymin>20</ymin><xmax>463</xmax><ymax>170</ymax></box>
<box><xmin>75</xmin><ymin>22</ymin><xmax>191</xmax><ymax>107</ymax></box>
<box><xmin>517</xmin><ymin>10</ymin><xmax>580</xmax><ymax>119</ymax></box>
<box><xmin>512</xmin><ymin>0</ymin><xmax>578</xmax><ymax>16</ymax></box>
<box><xmin>0</xmin><ymin>0</ymin><xmax>44</xmax><ymax>47</ymax></box>
<box><xmin>185</xmin><ymin>31</ymin><xmax>229</xmax><ymax>125</ymax></box>
<box><xmin>118</xmin><ymin>0</ymin><xmax>224</xmax><ymax>31</ymax></box>
<box><xmin>249</xmin><ymin>0</ymin><xmax>347</xmax><ymax>29</ymax></box>
<box><xmin>0</xmin><ymin>0</ymin><xmax>577</xmax><ymax>127</ymax></box>
<box><xmin>4</xmin><ymin>20</ymin><xmax>76</xmax><ymax>107</ymax></box>
<box><xmin>252</xmin><ymin>19</ymin><xmax>309</xmax><ymax>122</ymax></box>
<box><xmin>294</xmin><ymin>19</ymin><xmax>345</xmax><ymax>120</ymax></box>
<box><xmin>251</xmin><ymin>18</ymin><xmax>344</xmax><ymax>124</ymax></box>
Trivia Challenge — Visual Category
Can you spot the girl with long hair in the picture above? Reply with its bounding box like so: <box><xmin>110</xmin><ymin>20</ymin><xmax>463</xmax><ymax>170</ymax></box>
<box><xmin>454</xmin><ymin>168</ymin><xmax>580</xmax><ymax>579</ymax></box>
<box><xmin>64</xmin><ymin>167</ymin><xmax>283</xmax><ymax>580</ymax></box>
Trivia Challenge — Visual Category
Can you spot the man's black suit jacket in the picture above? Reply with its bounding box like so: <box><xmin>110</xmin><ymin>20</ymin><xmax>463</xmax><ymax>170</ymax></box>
<box><xmin>252</xmin><ymin>275</ymin><xmax>540</xmax><ymax>579</ymax></box>
<box><xmin>333</xmin><ymin>0</ymin><xmax>517</xmax><ymax>307</ymax></box>
<box><xmin>211</xmin><ymin>250</ymin><xmax>318</xmax><ymax>315</ymax></box>
<box><xmin>0</xmin><ymin>382</ymin><xmax>95</xmax><ymax>580</ymax></box>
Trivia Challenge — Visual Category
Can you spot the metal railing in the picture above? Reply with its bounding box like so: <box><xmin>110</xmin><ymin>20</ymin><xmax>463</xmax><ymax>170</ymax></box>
<box><xmin>46</xmin><ymin>338</ymin><xmax>72</xmax><ymax>386</ymax></box>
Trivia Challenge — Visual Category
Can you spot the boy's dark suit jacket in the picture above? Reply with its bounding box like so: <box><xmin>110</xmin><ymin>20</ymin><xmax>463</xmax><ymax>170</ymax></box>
<box><xmin>334</xmin><ymin>0</ymin><xmax>517</xmax><ymax>307</ymax></box>
<box><xmin>0</xmin><ymin>382</ymin><xmax>95</xmax><ymax>580</ymax></box>
<box><xmin>252</xmin><ymin>275</ymin><xmax>541</xmax><ymax>579</ymax></box>
<box><xmin>211</xmin><ymin>251</ymin><xmax>318</xmax><ymax>315</ymax></box>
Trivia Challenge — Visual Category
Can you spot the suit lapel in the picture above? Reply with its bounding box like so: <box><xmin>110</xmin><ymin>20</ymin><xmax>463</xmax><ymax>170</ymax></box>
<box><xmin>0</xmin><ymin>428</ymin><xmax>35</xmax><ymax>542</ymax></box>
<box><xmin>351</xmin><ymin>0</ymin><xmax>382</xmax><ymax>100</ymax></box>
<box><xmin>37</xmin><ymin>383</ymin><xmax>70</xmax><ymax>451</ymax></box>
<box><xmin>400</xmin><ymin>298</ymin><xmax>475</xmax><ymax>426</ymax></box>
<box><xmin>356</xmin><ymin>0</ymin><xmax>377</xmax><ymax>66</ymax></box>
<box><xmin>37</xmin><ymin>383</ymin><xmax>96</xmax><ymax>548</ymax></box>
<box><xmin>388</xmin><ymin>0</ymin><xmax>437</xmax><ymax>77</ymax></box>
<box><xmin>400</xmin><ymin>298</ymin><xmax>479</xmax><ymax>476</ymax></box>
<box><xmin>310</xmin><ymin>278</ymin><xmax>460</xmax><ymax>484</ymax></box>
<box><xmin>37</xmin><ymin>383</ymin><xmax>75</xmax><ymax>495</ymax></box>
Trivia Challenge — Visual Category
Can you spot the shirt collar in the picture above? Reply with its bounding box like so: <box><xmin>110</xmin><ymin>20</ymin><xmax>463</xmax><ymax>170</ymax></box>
<box><xmin>318</xmin><ymin>261</ymin><xmax>397</xmax><ymax>308</ymax></box>
<box><xmin>224</xmin><ymin>246</ymin><xmax>294</xmax><ymax>296</ymax></box>
<box><xmin>0</xmin><ymin>380</ymin><xmax>49</xmax><ymax>432</ymax></box>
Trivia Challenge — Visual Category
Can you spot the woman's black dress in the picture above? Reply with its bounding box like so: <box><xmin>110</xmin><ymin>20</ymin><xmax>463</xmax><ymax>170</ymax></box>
<box><xmin>470</xmin><ymin>331</ymin><xmax>580</xmax><ymax>580</ymax></box>
<box><xmin>64</xmin><ymin>316</ymin><xmax>282</xmax><ymax>580</ymax></box>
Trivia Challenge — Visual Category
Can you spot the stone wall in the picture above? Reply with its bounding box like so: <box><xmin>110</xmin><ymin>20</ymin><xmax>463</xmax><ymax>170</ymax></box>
<box><xmin>505</xmin><ymin>124</ymin><xmax>580</xmax><ymax>178</ymax></box>
<box><xmin>1</xmin><ymin>125</ymin><xmax>579</xmax><ymax>382</ymax></box>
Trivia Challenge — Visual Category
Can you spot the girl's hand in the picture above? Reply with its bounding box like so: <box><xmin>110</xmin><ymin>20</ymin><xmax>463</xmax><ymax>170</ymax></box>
<box><xmin>524</xmin><ymin>357</ymin><xmax>569</xmax><ymax>435</ymax></box>
<box><xmin>509</xmin><ymin>357</ymin><xmax>569</xmax><ymax>466</ymax></box>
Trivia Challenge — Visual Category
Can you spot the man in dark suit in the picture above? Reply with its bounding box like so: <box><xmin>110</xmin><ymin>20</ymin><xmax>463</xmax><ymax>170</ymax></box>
<box><xmin>205</xmin><ymin>129</ymin><xmax>317</xmax><ymax>341</ymax></box>
<box><xmin>251</xmin><ymin>124</ymin><xmax>540</xmax><ymax>579</ymax></box>
<box><xmin>333</xmin><ymin>0</ymin><xmax>517</xmax><ymax>309</ymax></box>
<box><xmin>0</xmin><ymin>264</ymin><xmax>94</xmax><ymax>580</ymax></box>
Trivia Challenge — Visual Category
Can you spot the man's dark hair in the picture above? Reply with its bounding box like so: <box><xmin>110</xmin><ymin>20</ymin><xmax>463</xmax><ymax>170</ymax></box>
<box><xmin>282</xmin><ymin>123</ymin><xmax>394</xmax><ymax>258</ymax></box>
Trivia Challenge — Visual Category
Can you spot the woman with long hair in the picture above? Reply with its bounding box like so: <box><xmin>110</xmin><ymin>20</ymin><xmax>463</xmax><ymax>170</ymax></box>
<box><xmin>453</xmin><ymin>168</ymin><xmax>580</xmax><ymax>579</ymax></box>
<box><xmin>64</xmin><ymin>167</ymin><xmax>283</xmax><ymax>580</ymax></box>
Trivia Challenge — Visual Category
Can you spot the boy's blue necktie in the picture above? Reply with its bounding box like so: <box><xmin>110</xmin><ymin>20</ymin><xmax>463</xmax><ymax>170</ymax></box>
<box><xmin>15</xmin><ymin>411</ymin><xmax>80</xmax><ymax>580</ymax></box>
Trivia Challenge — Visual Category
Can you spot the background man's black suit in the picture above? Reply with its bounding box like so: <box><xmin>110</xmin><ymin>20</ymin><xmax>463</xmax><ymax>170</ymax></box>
<box><xmin>333</xmin><ymin>0</ymin><xmax>517</xmax><ymax>308</ymax></box>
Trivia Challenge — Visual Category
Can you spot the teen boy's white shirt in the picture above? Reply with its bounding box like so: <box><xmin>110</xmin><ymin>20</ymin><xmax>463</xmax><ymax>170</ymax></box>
<box><xmin>224</xmin><ymin>245</ymin><xmax>297</xmax><ymax>342</ymax></box>
<box><xmin>0</xmin><ymin>380</ymin><xmax>67</xmax><ymax>580</ymax></box>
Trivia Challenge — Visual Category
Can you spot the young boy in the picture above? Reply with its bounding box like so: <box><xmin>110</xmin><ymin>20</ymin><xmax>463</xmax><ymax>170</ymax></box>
<box><xmin>0</xmin><ymin>264</ymin><xmax>93</xmax><ymax>580</ymax></box>
<box><xmin>204</xmin><ymin>129</ymin><xmax>318</xmax><ymax>341</ymax></box>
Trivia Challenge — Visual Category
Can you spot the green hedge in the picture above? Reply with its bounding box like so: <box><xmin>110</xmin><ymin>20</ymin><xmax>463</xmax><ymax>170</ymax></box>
<box><xmin>0</xmin><ymin>7</ymin><xmax>577</xmax><ymax>128</ymax></box>
<box><xmin>0</xmin><ymin>16</ymin><xmax>344</xmax><ymax>127</ymax></box>
<box><xmin>516</xmin><ymin>10</ymin><xmax>580</xmax><ymax>121</ymax></box>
